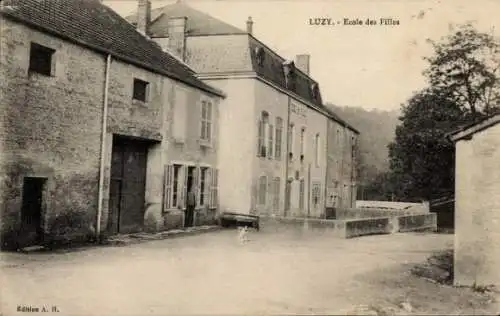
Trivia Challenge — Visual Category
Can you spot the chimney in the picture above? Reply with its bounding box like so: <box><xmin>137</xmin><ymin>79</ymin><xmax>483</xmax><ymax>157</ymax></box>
<box><xmin>137</xmin><ymin>0</ymin><xmax>151</xmax><ymax>35</ymax></box>
<box><xmin>246</xmin><ymin>16</ymin><xmax>253</xmax><ymax>35</ymax></box>
<box><xmin>168</xmin><ymin>17</ymin><xmax>188</xmax><ymax>61</ymax></box>
<box><xmin>295</xmin><ymin>54</ymin><xmax>310</xmax><ymax>75</ymax></box>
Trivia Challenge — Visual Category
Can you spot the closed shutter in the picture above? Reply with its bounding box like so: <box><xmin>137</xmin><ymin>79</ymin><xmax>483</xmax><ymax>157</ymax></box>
<box><xmin>205</xmin><ymin>168</ymin><xmax>212</xmax><ymax>207</ymax></box>
<box><xmin>177</xmin><ymin>166</ymin><xmax>185</xmax><ymax>208</ymax></box>
<box><xmin>194</xmin><ymin>166</ymin><xmax>200</xmax><ymax>206</ymax></box>
<box><xmin>210</xmin><ymin>168</ymin><xmax>219</xmax><ymax>208</ymax></box>
<box><xmin>181</xmin><ymin>166</ymin><xmax>188</xmax><ymax>209</ymax></box>
<box><xmin>164</xmin><ymin>165</ymin><xmax>174</xmax><ymax>209</ymax></box>
<box><xmin>268</xmin><ymin>124</ymin><xmax>274</xmax><ymax>159</ymax></box>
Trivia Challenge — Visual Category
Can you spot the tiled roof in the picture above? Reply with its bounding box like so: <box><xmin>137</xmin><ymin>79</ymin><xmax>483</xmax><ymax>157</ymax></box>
<box><xmin>125</xmin><ymin>2</ymin><xmax>246</xmax><ymax>37</ymax></box>
<box><xmin>448</xmin><ymin>112</ymin><xmax>500</xmax><ymax>142</ymax></box>
<box><xmin>123</xmin><ymin>1</ymin><xmax>359</xmax><ymax>132</ymax></box>
<box><xmin>249</xmin><ymin>36</ymin><xmax>359</xmax><ymax>133</ymax></box>
<box><xmin>0</xmin><ymin>0</ymin><xmax>224</xmax><ymax>97</ymax></box>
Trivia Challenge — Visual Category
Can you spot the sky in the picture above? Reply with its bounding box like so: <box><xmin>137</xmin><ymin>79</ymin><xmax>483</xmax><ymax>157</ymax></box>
<box><xmin>104</xmin><ymin>0</ymin><xmax>500</xmax><ymax>111</ymax></box>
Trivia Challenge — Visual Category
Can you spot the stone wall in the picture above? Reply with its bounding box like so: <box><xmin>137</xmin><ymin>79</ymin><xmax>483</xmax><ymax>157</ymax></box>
<box><xmin>0</xmin><ymin>20</ymin><xmax>105</xmax><ymax>248</ymax></box>
<box><xmin>260</xmin><ymin>213</ymin><xmax>437</xmax><ymax>239</ymax></box>
<box><xmin>454</xmin><ymin>122</ymin><xmax>500</xmax><ymax>287</ymax></box>
<box><xmin>333</xmin><ymin>207</ymin><xmax>427</xmax><ymax>220</ymax></box>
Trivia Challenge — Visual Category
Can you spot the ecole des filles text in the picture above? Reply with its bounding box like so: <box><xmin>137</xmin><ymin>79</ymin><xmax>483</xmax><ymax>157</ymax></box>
<box><xmin>309</xmin><ymin>17</ymin><xmax>400</xmax><ymax>26</ymax></box>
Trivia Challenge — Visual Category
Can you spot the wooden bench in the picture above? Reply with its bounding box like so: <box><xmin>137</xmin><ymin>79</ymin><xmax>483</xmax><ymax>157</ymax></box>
<box><xmin>219</xmin><ymin>212</ymin><xmax>260</xmax><ymax>231</ymax></box>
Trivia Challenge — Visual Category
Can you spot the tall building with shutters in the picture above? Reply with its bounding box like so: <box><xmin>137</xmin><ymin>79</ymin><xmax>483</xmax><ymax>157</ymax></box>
<box><xmin>126</xmin><ymin>1</ymin><xmax>359</xmax><ymax>218</ymax></box>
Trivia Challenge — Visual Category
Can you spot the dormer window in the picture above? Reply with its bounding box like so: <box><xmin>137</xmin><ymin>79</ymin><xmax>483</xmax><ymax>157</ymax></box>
<box><xmin>255</xmin><ymin>47</ymin><xmax>265</xmax><ymax>66</ymax></box>
<box><xmin>311</xmin><ymin>82</ymin><xmax>319</xmax><ymax>100</ymax></box>
<box><xmin>283</xmin><ymin>60</ymin><xmax>296</xmax><ymax>89</ymax></box>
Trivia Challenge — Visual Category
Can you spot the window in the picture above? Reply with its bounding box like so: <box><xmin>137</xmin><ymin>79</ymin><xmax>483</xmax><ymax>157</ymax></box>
<box><xmin>201</xmin><ymin>100</ymin><xmax>213</xmax><ymax>142</ymax></box>
<box><xmin>315</xmin><ymin>133</ymin><xmax>320</xmax><ymax>167</ymax></box>
<box><xmin>199</xmin><ymin>167</ymin><xmax>208</xmax><ymax>206</ymax></box>
<box><xmin>29</xmin><ymin>42</ymin><xmax>55</xmax><ymax>76</ymax></box>
<box><xmin>172</xmin><ymin>164</ymin><xmax>182</xmax><ymax>207</ymax></box>
<box><xmin>209</xmin><ymin>168</ymin><xmax>219</xmax><ymax>208</ymax></box>
<box><xmin>273</xmin><ymin>177</ymin><xmax>280</xmax><ymax>212</ymax></box>
<box><xmin>258</xmin><ymin>112</ymin><xmax>269</xmax><ymax>157</ymax></box>
<box><xmin>258</xmin><ymin>176</ymin><xmax>267</xmax><ymax>205</ymax></box>
<box><xmin>275</xmin><ymin>117</ymin><xmax>283</xmax><ymax>160</ymax></box>
<box><xmin>268</xmin><ymin>124</ymin><xmax>274</xmax><ymax>159</ymax></box>
<box><xmin>299</xmin><ymin>179</ymin><xmax>305</xmax><ymax>210</ymax></box>
<box><xmin>288</xmin><ymin>123</ymin><xmax>295</xmax><ymax>159</ymax></box>
<box><xmin>255</xmin><ymin>46</ymin><xmax>265</xmax><ymax>66</ymax></box>
<box><xmin>133</xmin><ymin>78</ymin><xmax>149</xmax><ymax>102</ymax></box>
<box><xmin>312</xmin><ymin>182</ymin><xmax>321</xmax><ymax>208</ymax></box>
<box><xmin>300</xmin><ymin>127</ymin><xmax>306</xmax><ymax>161</ymax></box>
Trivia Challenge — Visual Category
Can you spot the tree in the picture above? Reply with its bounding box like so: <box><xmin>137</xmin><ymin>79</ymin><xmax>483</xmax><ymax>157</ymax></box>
<box><xmin>388</xmin><ymin>90</ymin><xmax>466</xmax><ymax>201</ymax></box>
<box><xmin>425</xmin><ymin>24</ymin><xmax>500</xmax><ymax>117</ymax></box>
<box><xmin>388</xmin><ymin>24</ymin><xmax>500</xmax><ymax>201</ymax></box>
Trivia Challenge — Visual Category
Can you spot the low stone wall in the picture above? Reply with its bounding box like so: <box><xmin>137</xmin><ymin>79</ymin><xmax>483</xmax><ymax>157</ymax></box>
<box><xmin>261</xmin><ymin>212</ymin><xmax>438</xmax><ymax>239</ymax></box>
<box><xmin>334</xmin><ymin>207</ymin><xmax>427</xmax><ymax>220</ymax></box>
<box><xmin>343</xmin><ymin>217</ymin><xmax>391</xmax><ymax>238</ymax></box>
<box><xmin>396</xmin><ymin>213</ymin><xmax>438</xmax><ymax>232</ymax></box>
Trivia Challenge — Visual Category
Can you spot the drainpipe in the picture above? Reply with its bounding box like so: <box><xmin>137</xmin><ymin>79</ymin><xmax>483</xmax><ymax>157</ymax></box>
<box><xmin>96</xmin><ymin>54</ymin><xmax>112</xmax><ymax>242</ymax></box>
<box><xmin>307</xmin><ymin>162</ymin><xmax>311</xmax><ymax>218</ymax></box>
<box><xmin>323</xmin><ymin>129</ymin><xmax>328</xmax><ymax>218</ymax></box>
<box><xmin>284</xmin><ymin>96</ymin><xmax>291</xmax><ymax>217</ymax></box>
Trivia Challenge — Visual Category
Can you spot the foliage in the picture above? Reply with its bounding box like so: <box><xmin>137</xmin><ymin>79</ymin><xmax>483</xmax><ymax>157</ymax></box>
<box><xmin>424</xmin><ymin>24</ymin><xmax>500</xmax><ymax>117</ymax></box>
<box><xmin>388</xmin><ymin>24</ymin><xmax>500</xmax><ymax>201</ymax></box>
<box><xmin>326</xmin><ymin>103</ymin><xmax>399</xmax><ymax>200</ymax></box>
<box><xmin>389</xmin><ymin>90</ymin><xmax>467</xmax><ymax>200</ymax></box>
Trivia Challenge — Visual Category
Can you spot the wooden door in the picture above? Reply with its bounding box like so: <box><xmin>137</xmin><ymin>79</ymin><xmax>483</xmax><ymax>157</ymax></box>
<box><xmin>108</xmin><ymin>137</ymin><xmax>148</xmax><ymax>234</ymax></box>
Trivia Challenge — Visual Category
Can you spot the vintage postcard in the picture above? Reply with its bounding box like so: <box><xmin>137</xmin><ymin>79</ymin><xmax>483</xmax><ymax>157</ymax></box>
<box><xmin>1</xmin><ymin>0</ymin><xmax>499</xmax><ymax>315</ymax></box>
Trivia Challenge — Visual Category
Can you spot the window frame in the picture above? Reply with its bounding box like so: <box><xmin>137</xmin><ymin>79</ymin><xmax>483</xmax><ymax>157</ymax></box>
<box><xmin>132</xmin><ymin>78</ymin><xmax>149</xmax><ymax>102</ymax></box>
<box><xmin>199</xmin><ymin>167</ymin><xmax>208</xmax><ymax>206</ymax></box>
<box><xmin>275</xmin><ymin>117</ymin><xmax>283</xmax><ymax>160</ymax></box>
<box><xmin>29</xmin><ymin>42</ymin><xmax>55</xmax><ymax>76</ymax></box>
<box><xmin>258</xmin><ymin>112</ymin><xmax>269</xmax><ymax>157</ymax></box>
<box><xmin>200</xmin><ymin>100</ymin><xmax>213</xmax><ymax>143</ymax></box>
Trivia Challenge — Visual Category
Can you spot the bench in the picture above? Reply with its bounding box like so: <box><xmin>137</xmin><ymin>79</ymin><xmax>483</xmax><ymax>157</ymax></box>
<box><xmin>219</xmin><ymin>212</ymin><xmax>260</xmax><ymax>231</ymax></box>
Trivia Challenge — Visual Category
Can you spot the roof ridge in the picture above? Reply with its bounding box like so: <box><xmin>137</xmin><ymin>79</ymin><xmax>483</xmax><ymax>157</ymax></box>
<box><xmin>1</xmin><ymin>0</ymin><xmax>224</xmax><ymax>97</ymax></box>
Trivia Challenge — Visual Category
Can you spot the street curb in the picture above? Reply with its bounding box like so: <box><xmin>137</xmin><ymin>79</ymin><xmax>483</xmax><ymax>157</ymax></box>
<box><xmin>102</xmin><ymin>226</ymin><xmax>223</xmax><ymax>247</ymax></box>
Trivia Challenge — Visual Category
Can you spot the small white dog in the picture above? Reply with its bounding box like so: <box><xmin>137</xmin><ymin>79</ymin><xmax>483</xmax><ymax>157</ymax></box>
<box><xmin>237</xmin><ymin>226</ymin><xmax>250</xmax><ymax>244</ymax></box>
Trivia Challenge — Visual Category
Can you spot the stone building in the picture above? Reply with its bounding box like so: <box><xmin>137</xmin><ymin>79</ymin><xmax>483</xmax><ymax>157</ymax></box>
<box><xmin>449</xmin><ymin>113</ymin><xmax>500</xmax><ymax>287</ymax></box>
<box><xmin>0</xmin><ymin>0</ymin><xmax>224</xmax><ymax>248</ymax></box>
<box><xmin>126</xmin><ymin>1</ymin><xmax>359</xmax><ymax>218</ymax></box>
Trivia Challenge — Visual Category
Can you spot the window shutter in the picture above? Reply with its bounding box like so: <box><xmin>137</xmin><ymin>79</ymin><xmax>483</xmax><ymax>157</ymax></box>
<box><xmin>164</xmin><ymin>165</ymin><xmax>173</xmax><ymax>209</ymax></box>
<box><xmin>173</xmin><ymin>89</ymin><xmax>187</xmax><ymax>142</ymax></box>
<box><xmin>210</xmin><ymin>168</ymin><xmax>219</xmax><ymax>208</ymax></box>
<box><xmin>205</xmin><ymin>168</ymin><xmax>212</xmax><ymax>207</ymax></box>
<box><xmin>182</xmin><ymin>166</ymin><xmax>188</xmax><ymax>209</ymax></box>
<box><xmin>177</xmin><ymin>166</ymin><xmax>185</xmax><ymax>208</ymax></box>
<box><xmin>257</xmin><ymin>119</ymin><xmax>264</xmax><ymax>157</ymax></box>
<box><xmin>194</xmin><ymin>166</ymin><xmax>200</xmax><ymax>206</ymax></box>
<box><xmin>268</xmin><ymin>124</ymin><xmax>274</xmax><ymax>159</ymax></box>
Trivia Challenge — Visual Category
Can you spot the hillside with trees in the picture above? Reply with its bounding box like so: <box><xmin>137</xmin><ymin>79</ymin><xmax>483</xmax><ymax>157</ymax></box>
<box><xmin>326</xmin><ymin>104</ymin><xmax>399</xmax><ymax>199</ymax></box>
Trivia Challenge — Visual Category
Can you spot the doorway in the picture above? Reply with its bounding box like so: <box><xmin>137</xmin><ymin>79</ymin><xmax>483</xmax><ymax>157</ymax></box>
<box><xmin>184</xmin><ymin>166</ymin><xmax>196</xmax><ymax>227</ymax></box>
<box><xmin>108</xmin><ymin>136</ymin><xmax>149</xmax><ymax>234</ymax></box>
<box><xmin>20</xmin><ymin>177</ymin><xmax>46</xmax><ymax>246</ymax></box>
<box><xmin>284</xmin><ymin>179</ymin><xmax>292</xmax><ymax>216</ymax></box>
